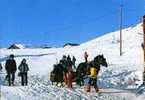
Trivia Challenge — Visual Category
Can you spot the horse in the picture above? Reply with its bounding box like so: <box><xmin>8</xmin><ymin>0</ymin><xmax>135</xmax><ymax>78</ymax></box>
<box><xmin>76</xmin><ymin>54</ymin><xmax>108</xmax><ymax>86</ymax></box>
<box><xmin>50</xmin><ymin>64</ymin><xmax>65</xmax><ymax>87</ymax></box>
<box><xmin>50</xmin><ymin>63</ymin><xmax>78</xmax><ymax>87</ymax></box>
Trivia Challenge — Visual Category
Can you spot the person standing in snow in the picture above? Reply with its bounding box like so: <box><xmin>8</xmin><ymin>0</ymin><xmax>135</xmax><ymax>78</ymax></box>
<box><xmin>5</xmin><ymin>54</ymin><xmax>17</xmax><ymax>86</ymax></box>
<box><xmin>66</xmin><ymin>66</ymin><xmax>73</xmax><ymax>88</ymax></box>
<box><xmin>0</xmin><ymin>63</ymin><xmax>2</xmax><ymax>71</ymax></box>
<box><xmin>84</xmin><ymin>52</ymin><xmax>88</xmax><ymax>63</ymax></box>
<box><xmin>18</xmin><ymin>59</ymin><xmax>29</xmax><ymax>86</ymax></box>
<box><xmin>66</xmin><ymin>55</ymin><xmax>73</xmax><ymax>88</ymax></box>
<box><xmin>60</xmin><ymin>55</ymin><xmax>68</xmax><ymax>84</ymax></box>
<box><xmin>61</xmin><ymin>55</ymin><xmax>68</xmax><ymax>73</ymax></box>
<box><xmin>87</xmin><ymin>62</ymin><xmax>98</xmax><ymax>92</ymax></box>
<box><xmin>61</xmin><ymin>55</ymin><xmax>68</xmax><ymax>69</ymax></box>
<box><xmin>72</xmin><ymin>56</ymin><xmax>76</xmax><ymax>70</ymax></box>
<box><xmin>67</xmin><ymin>55</ymin><xmax>72</xmax><ymax>69</ymax></box>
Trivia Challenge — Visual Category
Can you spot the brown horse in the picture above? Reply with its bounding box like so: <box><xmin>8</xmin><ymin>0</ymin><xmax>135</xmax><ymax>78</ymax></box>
<box><xmin>50</xmin><ymin>64</ymin><xmax>65</xmax><ymax>87</ymax></box>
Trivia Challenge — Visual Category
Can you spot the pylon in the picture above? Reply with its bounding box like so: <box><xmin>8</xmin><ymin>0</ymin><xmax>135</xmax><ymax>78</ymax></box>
<box><xmin>143</xmin><ymin>14</ymin><xmax>145</xmax><ymax>84</ymax></box>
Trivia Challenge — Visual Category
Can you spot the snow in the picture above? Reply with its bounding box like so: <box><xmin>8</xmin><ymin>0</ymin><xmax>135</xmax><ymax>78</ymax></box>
<box><xmin>0</xmin><ymin>23</ymin><xmax>145</xmax><ymax>100</ymax></box>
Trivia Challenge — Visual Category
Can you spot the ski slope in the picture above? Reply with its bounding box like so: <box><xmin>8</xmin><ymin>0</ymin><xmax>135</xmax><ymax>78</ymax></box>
<box><xmin>0</xmin><ymin>23</ymin><xmax>145</xmax><ymax>100</ymax></box>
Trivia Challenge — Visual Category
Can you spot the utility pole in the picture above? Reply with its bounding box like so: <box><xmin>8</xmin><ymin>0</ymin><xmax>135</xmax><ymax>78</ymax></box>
<box><xmin>120</xmin><ymin>4</ymin><xmax>123</xmax><ymax>56</ymax></box>
<box><xmin>143</xmin><ymin>14</ymin><xmax>145</xmax><ymax>84</ymax></box>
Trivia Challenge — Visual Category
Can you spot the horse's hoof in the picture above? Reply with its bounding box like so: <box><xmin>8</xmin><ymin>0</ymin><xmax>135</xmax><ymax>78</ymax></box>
<box><xmin>96</xmin><ymin>88</ymin><xmax>99</xmax><ymax>92</ymax></box>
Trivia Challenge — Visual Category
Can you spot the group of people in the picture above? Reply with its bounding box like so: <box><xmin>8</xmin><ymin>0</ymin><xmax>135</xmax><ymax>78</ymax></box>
<box><xmin>59</xmin><ymin>55</ymin><xmax>76</xmax><ymax>71</ymax></box>
<box><xmin>2</xmin><ymin>54</ymin><xmax>29</xmax><ymax>86</ymax></box>
<box><xmin>53</xmin><ymin>51</ymin><xmax>99</xmax><ymax>92</ymax></box>
<box><xmin>59</xmin><ymin>55</ymin><xmax>77</xmax><ymax>88</ymax></box>
<box><xmin>58</xmin><ymin>51</ymin><xmax>88</xmax><ymax>72</ymax></box>
<box><xmin>51</xmin><ymin>54</ymin><xmax>81</xmax><ymax>88</ymax></box>
<box><xmin>1</xmin><ymin>52</ymin><xmax>98</xmax><ymax>92</ymax></box>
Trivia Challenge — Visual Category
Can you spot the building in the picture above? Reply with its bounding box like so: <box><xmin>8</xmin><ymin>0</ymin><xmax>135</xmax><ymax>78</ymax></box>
<box><xmin>8</xmin><ymin>44</ymin><xmax>25</xmax><ymax>49</ymax></box>
<box><xmin>63</xmin><ymin>43</ymin><xmax>79</xmax><ymax>48</ymax></box>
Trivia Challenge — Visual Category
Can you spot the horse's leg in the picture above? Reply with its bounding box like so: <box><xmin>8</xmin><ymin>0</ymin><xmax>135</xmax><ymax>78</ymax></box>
<box><xmin>64</xmin><ymin>73</ymin><xmax>67</xmax><ymax>85</ymax></box>
<box><xmin>82</xmin><ymin>76</ymin><xmax>85</xmax><ymax>86</ymax></box>
<box><xmin>81</xmin><ymin>76</ymin><xmax>84</xmax><ymax>86</ymax></box>
<box><xmin>78</xmin><ymin>79</ymin><xmax>81</xmax><ymax>87</ymax></box>
<box><xmin>95</xmin><ymin>77</ymin><xmax>99</xmax><ymax>92</ymax></box>
<box><xmin>75</xmin><ymin>76</ymin><xmax>79</xmax><ymax>86</ymax></box>
<box><xmin>56</xmin><ymin>75</ymin><xmax>59</xmax><ymax>87</ymax></box>
<box><xmin>60</xmin><ymin>74</ymin><xmax>63</xmax><ymax>87</ymax></box>
<box><xmin>60</xmin><ymin>82</ymin><xmax>63</xmax><ymax>87</ymax></box>
<box><xmin>81</xmin><ymin>74</ymin><xmax>85</xmax><ymax>86</ymax></box>
<box><xmin>80</xmin><ymin>76</ymin><xmax>82</xmax><ymax>86</ymax></box>
<box><xmin>56</xmin><ymin>82</ymin><xmax>58</xmax><ymax>86</ymax></box>
<box><xmin>78</xmin><ymin>75</ymin><xmax>82</xmax><ymax>87</ymax></box>
<box><xmin>63</xmin><ymin>73</ymin><xmax>65</xmax><ymax>87</ymax></box>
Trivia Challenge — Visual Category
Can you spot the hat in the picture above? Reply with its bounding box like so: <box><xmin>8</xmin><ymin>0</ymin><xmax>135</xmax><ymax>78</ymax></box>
<box><xmin>10</xmin><ymin>54</ymin><xmax>14</xmax><ymax>58</ymax></box>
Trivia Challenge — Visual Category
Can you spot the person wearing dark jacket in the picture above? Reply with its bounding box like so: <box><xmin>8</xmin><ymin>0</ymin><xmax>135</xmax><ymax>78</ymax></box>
<box><xmin>72</xmin><ymin>56</ymin><xmax>76</xmax><ymax>69</ymax></box>
<box><xmin>0</xmin><ymin>63</ymin><xmax>2</xmax><ymax>71</ymax></box>
<box><xmin>18</xmin><ymin>59</ymin><xmax>29</xmax><ymax>86</ymax></box>
<box><xmin>60</xmin><ymin>55</ymin><xmax>68</xmax><ymax>84</ymax></box>
<box><xmin>5</xmin><ymin>54</ymin><xmax>17</xmax><ymax>86</ymax></box>
<box><xmin>61</xmin><ymin>55</ymin><xmax>68</xmax><ymax>72</ymax></box>
<box><xmin>67</xmin><ymin>55</ymin><xmax>72</xmax><ymax>68</ymax></box>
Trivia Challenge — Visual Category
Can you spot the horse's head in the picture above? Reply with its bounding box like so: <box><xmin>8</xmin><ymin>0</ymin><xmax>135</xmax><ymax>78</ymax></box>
<box><xmin>94</xmin><ymin>54</ymin><xmax>108</xmax><ymax>67</ymax></box>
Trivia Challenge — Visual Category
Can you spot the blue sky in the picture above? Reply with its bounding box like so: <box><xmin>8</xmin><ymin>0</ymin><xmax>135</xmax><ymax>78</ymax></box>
<box><xmin>0</xmin><ymin>0</ymin><xmax>144</xmax><ymax>47</ymax></box>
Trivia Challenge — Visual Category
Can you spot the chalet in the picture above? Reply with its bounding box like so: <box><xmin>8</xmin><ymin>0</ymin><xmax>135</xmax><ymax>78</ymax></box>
<box><xmin>8</xmin><ymin>44</ymin><xmax>25</xmax><ymax>49</ymax></box>
<box><xmin>8</xmin><ymin>44</ymin><xmax>20</xmax><ymax>49</ymax></box>
<box><xmin>63</xmin><ymin>43</ymin><xmax>79</xmax><ymax>48</ymax></box>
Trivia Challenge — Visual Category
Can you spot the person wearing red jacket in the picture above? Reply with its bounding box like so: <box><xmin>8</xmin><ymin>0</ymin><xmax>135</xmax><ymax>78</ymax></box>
<box><xmin>84</xmin><ymin>52</ymin><xmax>88</xmax><ymax>63</ymax></box>
<box><xmin>66</xmin><ymin>67</ymin><xmax>73</xmax><ymax>88</ymax></box>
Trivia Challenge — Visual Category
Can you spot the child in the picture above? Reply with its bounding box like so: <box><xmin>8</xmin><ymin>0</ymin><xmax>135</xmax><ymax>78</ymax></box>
<box><xmin>88</xmin><ymin>62</ymin><xmax>98</xmax><ymax>92</ymax></box>
<box><xmin>84</xmin><ymin>62</ymin><xmax>98</xmax><ymax>92</ymax></box>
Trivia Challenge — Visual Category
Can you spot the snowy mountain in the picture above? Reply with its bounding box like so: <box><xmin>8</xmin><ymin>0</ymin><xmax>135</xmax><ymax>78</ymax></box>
<box><xmin>0</xmin><ymin>23</ymin><xmax>145</xmax><ymax>100</ymax></box>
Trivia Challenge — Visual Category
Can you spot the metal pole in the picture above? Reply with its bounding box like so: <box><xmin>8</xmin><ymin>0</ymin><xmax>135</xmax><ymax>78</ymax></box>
<box><xmin>143</xmin><ymin>14</ymin><xmax>145</xmax><ymax>84</ymax></box>
<box><xmin>120</xmin><ymin>5</ymin><xmax>123</xmax><ymax>56</ymax></box>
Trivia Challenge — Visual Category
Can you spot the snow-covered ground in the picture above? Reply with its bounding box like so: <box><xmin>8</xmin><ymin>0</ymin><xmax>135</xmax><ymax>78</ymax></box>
<box><xmin>0</xmin><ymin>23</ymin><xmax>145</xmax><ymax>100</ymax></box>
